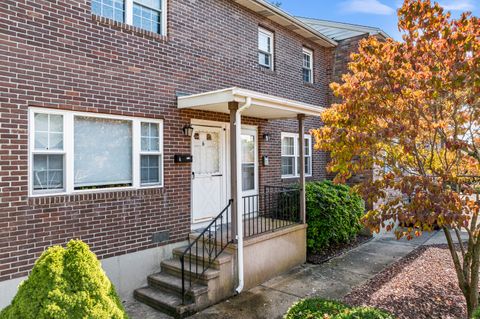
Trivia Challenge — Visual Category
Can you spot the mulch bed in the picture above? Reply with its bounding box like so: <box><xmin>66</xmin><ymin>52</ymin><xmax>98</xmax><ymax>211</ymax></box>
<box><xmin>307</xmin><ymin>235</ymin><xmax>372</xmax><ymax>264</ymax></box>
<box><xmin>343</xmin><ymin>244</ymin><xmax>470</xmax><ymax>319</ymax></box>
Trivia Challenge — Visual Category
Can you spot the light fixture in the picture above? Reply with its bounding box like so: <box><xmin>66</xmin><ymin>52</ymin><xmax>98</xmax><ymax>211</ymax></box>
<box><xmin>263</xmin><ymin>133</ymin><xmax>270</xmax><ymax>142</ymax></box>
<box><xmin>182</xmin><ymin>124</ymin><xmax>194</xmax><ymax>137</ymax></box>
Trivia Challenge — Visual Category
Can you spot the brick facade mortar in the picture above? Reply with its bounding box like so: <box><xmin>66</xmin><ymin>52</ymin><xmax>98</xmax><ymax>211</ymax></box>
<box><xmin>0</xmin><ymin>0</ymin><xmax>356</xmax><ymax>282</ymax></box>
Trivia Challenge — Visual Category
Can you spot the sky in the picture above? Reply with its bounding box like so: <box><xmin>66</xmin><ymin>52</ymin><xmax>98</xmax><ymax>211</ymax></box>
<box><xmin>275</xmin><ymin>0</ymin><xmax>479</xmax><ymax>40</ymax></box>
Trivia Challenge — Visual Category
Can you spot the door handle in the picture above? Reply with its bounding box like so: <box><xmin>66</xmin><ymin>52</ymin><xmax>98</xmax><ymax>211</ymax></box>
<box><xmin>212</xmin><ymin>174</ymin><xmax>223</xmax><ymax>177</ymax></box>
<box><xmin>192</xmin><ymin>172</ymin><xmax>195</xmax><ymax>180</ymax></box>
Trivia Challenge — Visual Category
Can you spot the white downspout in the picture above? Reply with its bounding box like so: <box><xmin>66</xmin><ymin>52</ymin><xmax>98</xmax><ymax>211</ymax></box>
<box><xmin>235</xmin><ymin>97</ymin><xmax>251</xmax><ymax>295</ymax></box>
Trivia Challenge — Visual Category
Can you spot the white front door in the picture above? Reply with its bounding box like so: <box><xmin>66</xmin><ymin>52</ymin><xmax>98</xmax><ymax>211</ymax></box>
<box><xmin>191</xmin><ymin>125</ymin><xmax>226</xmax><ymax>226</ymax></box>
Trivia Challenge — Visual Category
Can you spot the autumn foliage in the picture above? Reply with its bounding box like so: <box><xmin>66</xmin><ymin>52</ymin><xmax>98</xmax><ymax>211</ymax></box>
<box><xmin>313</xmin><ymin>0</ymin><xmax>479</xmax><ymax>316</ymax></box>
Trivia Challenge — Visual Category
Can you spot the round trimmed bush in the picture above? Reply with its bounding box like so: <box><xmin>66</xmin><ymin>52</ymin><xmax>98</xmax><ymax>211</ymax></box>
<box><xmin>284</xmin><ymin>298</ymin><xmax>395</xmax><ymax>319</ymax></box>
<box><xmin>306</xmin><ymin>180</ymin><xmax>365</xmax><ymax>253</ymax></box>
<box><xmin>284</xmin><ymin>298</ymin><xmax>346</xmax><ymax>319</ymax></box>
<box><xmin>0</xmin><ymin>240</ymin><xmax>128</xmax><ymax>319</ymax></box>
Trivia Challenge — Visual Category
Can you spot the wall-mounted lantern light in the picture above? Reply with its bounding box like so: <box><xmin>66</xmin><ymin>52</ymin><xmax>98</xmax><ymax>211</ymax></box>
<box><xmin>263</xmin><ymin>133</ymin><xmax>270</xmax><ymax>142</ymax></box>
<box><xmin>182</xmin><ymin>124</ymin><xmax>194</xmax><ymax>137</ymax></box>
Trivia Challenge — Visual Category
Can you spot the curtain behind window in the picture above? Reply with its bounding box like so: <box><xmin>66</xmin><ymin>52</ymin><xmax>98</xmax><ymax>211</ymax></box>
<box><xmin>74</xmin><ymin>116</ymin><xmax>132</xmax><ymax>188</ymax></box>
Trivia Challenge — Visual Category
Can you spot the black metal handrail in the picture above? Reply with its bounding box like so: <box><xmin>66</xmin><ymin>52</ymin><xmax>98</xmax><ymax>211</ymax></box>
<box><xmin>179</xmin><ymin>199</ymin><xmax>234</xmax><ymax>304</ymax></box>
<box><xmin>242</xmin><ymin>185</ymin><xmax>301</xmax><ymax>238</ymax></box>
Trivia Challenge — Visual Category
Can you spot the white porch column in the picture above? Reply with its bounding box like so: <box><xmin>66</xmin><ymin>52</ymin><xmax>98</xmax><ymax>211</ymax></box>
<box><xmin>298</xmin><ymin>114</ymin><xmax>306</xmax><ymax>224</ymax></box>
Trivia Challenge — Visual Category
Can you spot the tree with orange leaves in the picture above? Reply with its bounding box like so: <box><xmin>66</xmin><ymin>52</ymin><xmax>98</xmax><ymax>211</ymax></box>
<box><xmin>313</xmin><ymin>0</ymin><xmax>479</xmax><ymax>316</ymax></box>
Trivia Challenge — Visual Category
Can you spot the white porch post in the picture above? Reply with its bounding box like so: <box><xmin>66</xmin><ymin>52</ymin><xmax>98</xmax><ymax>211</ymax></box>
<box><xmin>298</xmin><ymin>114</ymin><xmax>306</xmax><ymax>224</ymax></box>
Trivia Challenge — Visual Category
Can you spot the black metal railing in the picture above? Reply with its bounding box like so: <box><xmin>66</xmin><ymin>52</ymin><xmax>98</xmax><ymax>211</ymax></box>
<box><xmin>242</xmin><ymin>185</ymin><xmax>301</xmax><ymax>238</ymax></box>
<box><xmin>179</xmin><ymin>199</ymin><xmax>234</xmax><ymax>304</ymax></box>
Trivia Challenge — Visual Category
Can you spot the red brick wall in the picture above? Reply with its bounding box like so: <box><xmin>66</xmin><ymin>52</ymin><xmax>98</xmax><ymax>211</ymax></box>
<box><xmin>0</xmin><ymin>0</ymin><xmax>335</xmax><ymax>282</ymax></box>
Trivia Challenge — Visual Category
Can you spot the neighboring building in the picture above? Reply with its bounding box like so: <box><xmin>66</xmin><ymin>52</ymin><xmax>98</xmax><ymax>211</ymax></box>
<box><xmin>0</xmin><ymin>0</ymin><xmax>387</xmax><ymax>316</ymax></box>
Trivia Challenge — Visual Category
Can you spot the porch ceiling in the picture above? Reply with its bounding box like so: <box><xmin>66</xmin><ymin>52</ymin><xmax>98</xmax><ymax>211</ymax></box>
<box><xmin>177</xmin><ymin>87</ymin><xmax>325</xmax><ymax>120</ymax></box>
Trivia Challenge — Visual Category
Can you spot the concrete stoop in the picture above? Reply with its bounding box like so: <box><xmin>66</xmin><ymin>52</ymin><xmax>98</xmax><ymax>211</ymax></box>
<box><xmin>134</xmin><ymin>243</ymin><xmax>235</xmax><ymax>318</ymax></box>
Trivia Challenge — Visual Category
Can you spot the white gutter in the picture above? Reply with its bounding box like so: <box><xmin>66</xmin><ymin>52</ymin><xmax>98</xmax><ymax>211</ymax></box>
<box><xmin>235</xmin><ymin>96</ymin><xmax>252</xmax><ymax>295</ymax></box>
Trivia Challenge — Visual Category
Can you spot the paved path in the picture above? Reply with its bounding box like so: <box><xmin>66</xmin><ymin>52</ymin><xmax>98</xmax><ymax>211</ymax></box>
<box><xmin>126</xmin><ymin>231</ymin><xmax>446</xmax><ymax>319</ymax></box>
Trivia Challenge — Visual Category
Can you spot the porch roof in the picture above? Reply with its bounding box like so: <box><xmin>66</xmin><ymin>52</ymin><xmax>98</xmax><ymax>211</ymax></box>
<box><xmin>177</xmin><ymin>87</ymin><xmax>325</xmax><ymax>120</ymax></box>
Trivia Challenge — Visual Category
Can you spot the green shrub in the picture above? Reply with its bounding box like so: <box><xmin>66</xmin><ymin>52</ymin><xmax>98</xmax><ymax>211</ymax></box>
<box><xmin>284</xmin><ymin>298</ymin><xmax>347</xmax><ymax>319</ymax></box>
<box><xmin>284</xmin><ymin>298</ymin><xmax>395</xmax><ymax>319</ymax></box>
<box><xmin>306</xmin><ymin>180</ymin><xmax>365</xmax><ymax>253</ymax></box>
<box><xmin>473</xmin><ymin>306</ymin><xmax>480</xmax><ymax>319</ymax></box>
<box><xmin>0</xmin><ymin>240</ymin><xmax>128</xmax><ymax>319</ymax></box>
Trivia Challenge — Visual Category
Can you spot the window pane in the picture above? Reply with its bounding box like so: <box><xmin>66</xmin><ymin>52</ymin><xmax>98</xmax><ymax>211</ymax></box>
<box><xmin>135</xmin><ymin>0</ymin><xmax>161</xmax><ymax>9</ymax></box>
<box><xmin>305</xmin><ymin>138</ymin><xmax>311</xmax><ymax>155</ymax></box>
<box><xmin>305</xmin><ymin>157</ymin><xmax>311</xmax><ymax>175</ymax></box>
<box><xmin>34</xmin><ymin>113</ymin><xmax>48</xmax><ymax>131</ymax></box>
<box><xmin>282</xmin><ymin>137</ymin><xmax>294</xmax><ymax>155</ymax></box>
<box><xmin>303</xmin><ymin>68</ymin><xmax>312</xmax><ymax>83</ymax></box>
<box><xmin>34</xmin><ymin>113</ymin><xmax>63</xmax><ymax>150</ymax></box>
<box><xmin>259</xmin><ymin>52</ymin><xmax>271</xmax><ymax>67</ymax></box>
<box><xmin>241</xmin><ymin>135</ymin><xmax>255</xmax><ymax>163</ymax></box>
<box><xmin>92</xmin><ymin>0</ymin><xmax>124</xmax><ymax>23</ymax></box>
<box><xmin>242</xmin><ymin>164</ymin><xmax>255</xmax><ymax>191</ymax></box>
<box><xmin>141</xmin><ymin>155</ymin><xmax>161</xmax><ymax>184</ymax></box>
<box><xmin>74</xmin><ymin>116</ymin><xmax>132</xmax><ymax>188</ymax></box>
<box><xmin>133</xmin><ymin>3</ymin><xmax>161</xmax><ymax>33</ymax></box>
<box><xmin>282</xmin><ymin>157</ymin><xmax>295</xmax><ymax>176</ymax></box>
<box><xmin>259</xmin><ymin>31</ymin><xmax>271</xmax><ymax>53</ymax></box>
<box><xmin>33</xmin><ymin>155</ymin><xmax>64</xmax><ymax>190</ymax></box>
<box><xmin>141</xmin><ymin>122</ymin><xmax>160</xmax><ymax>151</ymax></box>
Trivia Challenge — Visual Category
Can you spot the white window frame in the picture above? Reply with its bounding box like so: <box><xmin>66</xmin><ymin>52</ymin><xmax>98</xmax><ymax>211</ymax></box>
<box><xmin>302</xmin><ymin>47</ymin><xmax>313</xmax><ymax>83</ymax></box>
<box><xmin>94</xmin><ymin>0</ymin><xmax>167</xmax><ymax>35</ymax></box>
<box><xmin>28</xmin><ymin>107</ymin><xmax>164</xmax><ymax>197</ymax></box>
<box><xmin>258</xmin><ymin>27</ymin><xmax>274</xmax><ymax>70</ymax></box>
<box><xmin>281</xmin><ymin>132</ymin><xmax>312</xmax><ymax>179</ymax></box>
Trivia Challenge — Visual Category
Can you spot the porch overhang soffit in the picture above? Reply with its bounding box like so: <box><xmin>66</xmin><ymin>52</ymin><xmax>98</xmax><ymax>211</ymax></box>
<box><xmin>177</xmin><ymin>87</ymin><xmax>325</xmax><ymax>119</ymax></box>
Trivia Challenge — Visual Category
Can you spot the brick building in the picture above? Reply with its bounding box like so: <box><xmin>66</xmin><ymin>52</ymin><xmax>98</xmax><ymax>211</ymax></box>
<box><xmin>0</xmin><ymin>0</ymin><xmax>387</xmax><ymax>315</ymax></box>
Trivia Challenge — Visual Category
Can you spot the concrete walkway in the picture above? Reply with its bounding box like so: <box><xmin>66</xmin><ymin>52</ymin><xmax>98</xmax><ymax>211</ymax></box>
<box><xmin>126</xmin><ymin>231</ymin><xmax>447</xmax><ymax>319</ymax></box>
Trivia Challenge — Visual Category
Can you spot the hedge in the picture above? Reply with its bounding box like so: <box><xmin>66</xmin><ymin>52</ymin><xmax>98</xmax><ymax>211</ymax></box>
<box><xmin>0</xmin><ymin>240</ymin><xmax>128</xmax><ymax>319</ymax></box>
<box><xmin>284</xmin><ymin>298</ymin><xmax>395</xmax><ymax>319</ymax></box>
<box><xmin>306</xmin><ymin>180</ymin><xmax>365</xmax><ymax>253</ymax></box>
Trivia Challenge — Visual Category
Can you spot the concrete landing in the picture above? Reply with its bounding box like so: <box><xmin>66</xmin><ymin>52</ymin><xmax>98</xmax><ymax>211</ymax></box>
<box><xmin>126</xmin><ymin>231</ymin><xmax>441</xmax><ymax>319</ymax></box>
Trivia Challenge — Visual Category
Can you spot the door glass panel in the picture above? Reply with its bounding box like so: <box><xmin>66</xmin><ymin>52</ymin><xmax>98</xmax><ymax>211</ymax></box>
<box><xmin>192</xmin><ymin>129</ymin><xmax>220</xmax><ymax>175</ymax></box>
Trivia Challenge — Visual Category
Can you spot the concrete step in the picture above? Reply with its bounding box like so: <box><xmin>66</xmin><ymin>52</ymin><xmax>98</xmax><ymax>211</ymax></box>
<box><xmin>134</xmin><ymin>287</ymin><xmax>195</xmax><ymax>318</ymax></box>
<box><xmin>148</xmin><ymin>272</ymin><xmax>208</xmax><ymax>300</ymax></box>
<box><xmin>172</xmin><ymin>245</ymin><xmax>232</xmax><ymax>269</ymax></box>
<box><xmin>161</xmin><ymin>258</ymin><xmax>220</xmax><ymax>282</ymax></box>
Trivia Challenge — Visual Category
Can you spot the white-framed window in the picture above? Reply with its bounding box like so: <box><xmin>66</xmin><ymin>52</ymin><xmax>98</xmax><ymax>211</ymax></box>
<box><xmin>29</xmin><ymin>108</ymin><xmax>164</xmax><ymax>196</ymax></box>
<box><xmin>302</xmin><ymin>48</ymin><xmax>313</xmax><ymax>83</ymax></box>
<box><xmin>281</xmin><ymin>132</ymin><xmax>312</xmax><ymax>178</ymax></box>
<box><xmin>258</xmin><ymin>27</ymin><xmax>274</xmax><ymax>69</ymax></box>
<box><xmin>92</xmin><ymin>0</ymin><xmax>167</xmax><ymax>35</ymax></box>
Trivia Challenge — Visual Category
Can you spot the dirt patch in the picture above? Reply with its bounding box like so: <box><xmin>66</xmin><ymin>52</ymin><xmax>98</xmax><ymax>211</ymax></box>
<box><xmin>343</xmin><ymin>245</ymin><xmax>470</xmax><ymax>319</ymax></box>
<box><xmin>307</xmin><ymin>235</ymin><xmax>372</xmax><ymax>264</ymax></box>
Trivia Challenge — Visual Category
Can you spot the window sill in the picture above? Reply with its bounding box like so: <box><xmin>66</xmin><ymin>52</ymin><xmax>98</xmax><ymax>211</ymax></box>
<box><xmin>92</xmin><ymin>14</ymin><xmax>168</xmax><ymax>42</ymax></box>
<box><xmin>258</xmin><ymin>65</ymin><xmax>277</xmax><ymax>75</ymax></box>
<box><xmin>281</xmin><ymin>175</ymin><xmax>313</xmax><ymax>179</ymax></box>
<box><xmin>303</xmin><ymin>82</ymin><xmax>316</xmax><ymax>88</ymax></box>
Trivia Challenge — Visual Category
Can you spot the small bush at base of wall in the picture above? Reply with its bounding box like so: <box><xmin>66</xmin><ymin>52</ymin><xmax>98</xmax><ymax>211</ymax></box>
<box><xmin>306</xmin><ymin>180</ymin><xmax>365</xmax><ymax>253</ymax></box>
<box><xmin>284</xmin><ymin>298</ymin><xmax>395</xmax><ymax>319</ymax></box>
<box><xmin>0</xmin><ymin>240</ymin><xmax>128</xmax><ymax>319</ymax></box>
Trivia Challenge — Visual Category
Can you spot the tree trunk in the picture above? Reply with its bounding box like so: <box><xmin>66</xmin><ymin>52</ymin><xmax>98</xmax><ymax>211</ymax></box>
<box><xmin>443</xmin><ymin>228</ymin><xmax>480</xmax><ymax>318</ymax></box>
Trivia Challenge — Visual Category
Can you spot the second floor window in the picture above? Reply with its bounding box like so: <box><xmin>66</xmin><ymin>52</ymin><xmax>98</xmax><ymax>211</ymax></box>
<box><xmin>92</xmin><ymin>0</ymin><xmax>125</xmax><ymax>23</ymax></box>
<box><xmin>258</xmin><ymin>27</ymin><xmax>274</xmax><ymax>69</ymax></box>
<box><xmin>303</xmin><ymin>48</ymin><xmax>313</xmax><ymax>83</ymax></box>
<box><xmin>92</xmin><ymin>0</ymin><xmax>165</xmax><ymax>35</ymax></box>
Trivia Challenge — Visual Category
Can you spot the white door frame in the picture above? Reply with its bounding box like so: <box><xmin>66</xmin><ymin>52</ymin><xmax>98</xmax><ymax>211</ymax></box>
<box><xmin>190</xmin><ymin>119</ymin><xmax>258</xmax><ymax>228</ymax></box>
